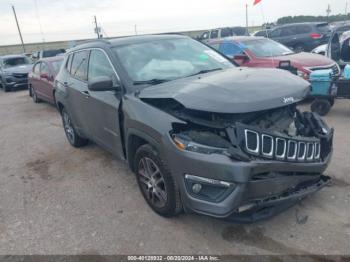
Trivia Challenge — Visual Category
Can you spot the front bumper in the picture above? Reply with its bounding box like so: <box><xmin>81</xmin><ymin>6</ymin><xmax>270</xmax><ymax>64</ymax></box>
<box><xmin>4</xmin><ymin>81</ymin><xmax>28</xmax><ymax>90</ymax></box>
<box><xmin>163</xmin><ymin>137</ymin><xmax>332</xmax><ymax>221</ymax></box>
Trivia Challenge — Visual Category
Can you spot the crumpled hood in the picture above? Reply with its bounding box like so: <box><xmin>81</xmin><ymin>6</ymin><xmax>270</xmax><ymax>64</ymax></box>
<box><xmin>139</xmin><ymin>67</ymin><xmax>310</xmax><ymax>113</ymax></box>
<box><xmin>3</xmin><ymin>64</ymin><xmax>33</xmax><ymax>74</ymax></box>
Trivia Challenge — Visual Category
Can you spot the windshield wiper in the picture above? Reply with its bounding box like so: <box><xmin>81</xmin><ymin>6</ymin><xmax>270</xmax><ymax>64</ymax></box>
<box><xmin>187</xmin><ymin>68</ymin><xmax>223</xmax><ymax>77</ymax></box>
<box><xmin>133</xmin><ymin>79</ymin><xmax>171</xmax><ymax>85</ymax></box>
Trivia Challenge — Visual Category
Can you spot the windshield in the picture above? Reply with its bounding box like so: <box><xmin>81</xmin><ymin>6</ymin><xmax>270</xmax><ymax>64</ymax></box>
<box><xmin>113</xmin><ymin>37</ymin><xmax>234</xmax><ymax>83</ymax></box>
<box><xmin>243</xmin><ymin>38</ymin><xmax>294</xmax><ymax>57</ymax></box>
<box><xmin>3</xmin><ymin>57</ymin><xmax>32</xmax><ymax>68</ymax></box>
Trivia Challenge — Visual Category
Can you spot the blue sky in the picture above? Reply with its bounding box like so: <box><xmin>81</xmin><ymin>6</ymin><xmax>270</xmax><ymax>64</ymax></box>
<box><xmin>0</xmin><ymin>0</ymin><xmax>346</xmax><ymax>45</ymax></box>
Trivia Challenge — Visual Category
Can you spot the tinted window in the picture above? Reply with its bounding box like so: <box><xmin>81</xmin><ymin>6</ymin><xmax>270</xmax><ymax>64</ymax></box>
<box><xmin>70</xmin><ymin>51</ymin><xmax>89</xmax><ymax>81</ymax></box>
<box><xmin>296</xmin><ymin>25</ymin><xmax>312</xmax><ymax>34</ymax></box>
<box><xmin>42</xmin><ymin>49</ymin><xmax>65</xmax><ymax>58</ymax></box>
<box><xmin>270</xmin><ymin>28</ymin><xmax>281</xmax><ymax>38</ymax></box>
<box><xmin>41</xmin><ymin>63</ymin><xmax>49</xmax><ymax>75</ymax></box>
<box><xmin>281</xmin><ymin>26</ymin><xmax>296</xmax><ymax>37</ymax></box>
<box><xmin>232</xmin><ymin>27</ymin><xmax>248</xmax><ymax>36</ymax></box>
<box><xmin>88</xmin><ymin>50</ymin><xmax>117</xmax><ymax>83</ymax></box>
<box><xmin>210</xmin><ymin>30</ymin><xmax>219</xmax><ymax>39</ymax></box>
<box><xmin>317</xmin><ymin>24</ymin><xmax>331</xmax><ymax>33</ymax></box>
<box><xmin>66</xmin><ymin>54</ymin><xmax>72</xmax><ymax>72</ymax></box>
<box><xmin>220</xmin><ymin>42</ymin><xmax>244</xmax><ymax>56</ymax></box>
<box><xmin>221</xmin><ymin>28</ymin><xmax>233</xmax><ymax>38</ymax></box>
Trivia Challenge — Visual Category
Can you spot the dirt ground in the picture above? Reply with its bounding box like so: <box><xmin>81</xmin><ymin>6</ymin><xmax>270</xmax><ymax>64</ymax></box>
<box><xmin>0</xmin><ymin>90</ymin><xmax>349</xmax><ymax>255</ymax></box>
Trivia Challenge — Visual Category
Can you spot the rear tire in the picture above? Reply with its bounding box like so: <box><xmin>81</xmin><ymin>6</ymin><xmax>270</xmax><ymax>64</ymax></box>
<box><xmin>61</xmin><ymin>108</ymin><xmax>88</xmax><ymax>148</ymax></box>
<box><xmin>3</xmin><ymin>85</ymin><xmax>10</xmax><ymax>92</ymax></box>
<box><xmin>32</xmin><ymin>88</ymin><xmax>41</xmax><ymax>103</ymax></box>
<box><xmin>311</xmin><ymin>99</ymin><xmax>331</xmax><ymax>116</ymax></box>
<box><xmin>134</xmin><ymin>144</ymin><xmax>182</xmax><ymax>217</ymax></box>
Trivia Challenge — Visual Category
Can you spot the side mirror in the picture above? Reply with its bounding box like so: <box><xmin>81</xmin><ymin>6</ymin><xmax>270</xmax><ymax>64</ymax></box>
<box><xmin>88</xmin><ymin>76</ymin><xmax>121</xmax><ymax>92</ymax></box>
<box><xmin>233</xmin><ymin>54</ymin><xmax>249</xmax><ymax>63</ymax></box>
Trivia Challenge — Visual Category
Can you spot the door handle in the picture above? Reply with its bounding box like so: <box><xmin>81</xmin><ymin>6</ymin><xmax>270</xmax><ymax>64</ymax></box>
<box><xmin>81</xmin><ymin>90</ymin><xmax>90</xmax><ymax>98</ymax></box>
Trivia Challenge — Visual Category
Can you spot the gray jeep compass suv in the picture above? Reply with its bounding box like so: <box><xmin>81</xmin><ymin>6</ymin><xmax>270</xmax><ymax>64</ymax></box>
<box><xmin>55</xmin><ymin>35</ymin><xmax>333</xmax><ymax>222</ymax></box>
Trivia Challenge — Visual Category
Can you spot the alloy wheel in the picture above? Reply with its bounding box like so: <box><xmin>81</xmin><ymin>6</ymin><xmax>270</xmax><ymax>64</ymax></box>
<box><xmin>62</xmin><ymin>111</ymin><xmax>75</xmax><ymax>144</ymax></box>
<box><xmin>138</xmin><ymin>157</ymin><xmax>167</xmax><ymax>208</ymax></box>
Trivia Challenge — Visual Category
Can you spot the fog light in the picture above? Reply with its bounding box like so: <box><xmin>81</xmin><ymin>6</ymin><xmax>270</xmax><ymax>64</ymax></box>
<box><xmin>192</xmin><ymin>183</ymin><xmax>202</xmax><ymax>194</ymax></box>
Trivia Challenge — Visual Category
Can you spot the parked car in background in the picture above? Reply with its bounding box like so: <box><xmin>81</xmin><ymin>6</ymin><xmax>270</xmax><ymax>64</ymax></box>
<box><xmin>268</xmin><ymin>22</ymin><xmax>331</xmax><ymax>52</ymax></box>
<box><xmin>326</xmin><ymin>23</ymin><xmax>350</xmax><ymax>68</ymax></box>
<box><xmin>208</xmin><ymin>36</ymin><xmax>340</xmax><ymax>80</ymax></box>
<box><xmin>312</xmin><ymin>23</ymin><xmax>350</xmax><ymax>56</ymax></box>
<box><xmin>32</xmin><ymin>49</ymin><xmax>66</xmax><ymax>61</ymax></box>
<box><xmin>54</xmin><ymin>35</ymin><xmax>332</xmax><ymax>222</ymax></box>
<box><xmin>28</xmin><ymin>56</ymin><xmax>64</xmax><ymax>104</ymax></box>
<box><xmin>198</xmin><ymin>27</ymin><xmax>249</xmax><ymax>43</ymax></box>
<box><xmin>0</xmin><ymin>54</ymin><xmax>33</xmax><ymax>92</ymax></box>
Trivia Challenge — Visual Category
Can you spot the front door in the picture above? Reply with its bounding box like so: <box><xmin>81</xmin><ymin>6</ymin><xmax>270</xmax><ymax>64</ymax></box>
<box><xmin>85</xmin><ymin>49</ymin><xmax>123</xmax><ymax>158</ymax></box>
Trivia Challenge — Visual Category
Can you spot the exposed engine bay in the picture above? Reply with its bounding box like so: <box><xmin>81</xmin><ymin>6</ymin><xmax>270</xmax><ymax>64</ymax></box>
<box><xmin>142</xmin><ymin>98</ymin><xmax>333</xmax><ymax>162</ymax></box>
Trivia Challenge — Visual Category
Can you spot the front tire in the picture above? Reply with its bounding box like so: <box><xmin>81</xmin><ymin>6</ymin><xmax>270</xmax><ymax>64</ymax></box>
<box><xmin>134</xmin><ymin>144</ymin><xmax>182</xmax><ymax>217</ymax></box>
<box><xmin>61</xmin><ymin>108</ymin><xmax>88</xmax><ymax>148</ymax></box>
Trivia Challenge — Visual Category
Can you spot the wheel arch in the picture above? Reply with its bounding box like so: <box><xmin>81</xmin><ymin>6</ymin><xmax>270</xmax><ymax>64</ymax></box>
<box><xmin>126</xmin><ymin>129</ymin><xmax>161</xmax><ymax>172</ymax></box>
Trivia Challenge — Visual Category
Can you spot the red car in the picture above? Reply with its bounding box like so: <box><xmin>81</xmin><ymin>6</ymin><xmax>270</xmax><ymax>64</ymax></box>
<box><xmin>208</xmin><ymin>36</ymin><xmax>340</xmax><ymax>80</ymax></box>
<box><xmin>28</xmin><ymin>56</ymin><xmax>64</xmax><ymax>104</ymax></box>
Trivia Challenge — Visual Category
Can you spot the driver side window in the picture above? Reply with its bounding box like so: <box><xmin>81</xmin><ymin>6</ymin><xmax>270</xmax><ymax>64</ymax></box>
<box><xmin>88</xmin><ymin>50</ymin><xmax>117</xmax><ymax>84</ymax></box>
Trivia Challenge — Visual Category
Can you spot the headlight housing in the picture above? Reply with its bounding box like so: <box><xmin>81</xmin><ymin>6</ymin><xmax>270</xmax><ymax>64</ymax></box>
<box><xmin>172</xmin><ymin>133</ymin><xmax>228</xmax><ymax>155</ymax></box>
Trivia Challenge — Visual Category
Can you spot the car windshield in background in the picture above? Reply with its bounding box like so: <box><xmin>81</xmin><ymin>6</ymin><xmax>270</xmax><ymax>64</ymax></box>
<box><xmin>3</xmin><ymin>57</ymin><xmax>31</xmax><ymax>68</ymax></box>
<box><xmin>113</xmin><ymin>38</ymin><xmax>234</xmax><ymax>83</ymax></box>
<box><xmin>51</xmin><ymin>60</ymin><xmax>63</xmax><ymax>74</ymax></box>
<box><xmin>243</xmin><ymin>38</ymin><xmax>294</xmax><ymax>57</ymax></box>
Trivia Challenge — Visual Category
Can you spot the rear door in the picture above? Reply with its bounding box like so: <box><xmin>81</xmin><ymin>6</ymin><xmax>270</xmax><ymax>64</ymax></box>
<box><xmin>66</xmin><ymin>50</ymin><xmax>91</xmax><ymax>136</ymax></box>
<box><xmin>38</xmin><ymin>62</ymin><xmax>53</xmax><ymax>101</ymax></box>
<box><xmin>85</xmin><ymin>49</ymin><xmax>123</xmax><ymax>157</ymax></box>
<box><xmin>30</xmin><ymin>62</ymin><xmax>41</xmax><ymax>91</ymax></box>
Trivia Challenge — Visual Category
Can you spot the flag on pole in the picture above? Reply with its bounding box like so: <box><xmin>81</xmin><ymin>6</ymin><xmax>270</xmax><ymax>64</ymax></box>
<box><xmin>253</xmin><ymin>0</ymin><xmax>262</xmax><ymax>5</ymax></box>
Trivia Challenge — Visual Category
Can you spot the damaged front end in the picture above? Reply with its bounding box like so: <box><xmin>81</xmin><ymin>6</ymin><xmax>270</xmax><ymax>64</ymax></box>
<box><xmin>142</xmin><ymin>97</ymin><xmax>333</xmax><ymax>221</ymax></box>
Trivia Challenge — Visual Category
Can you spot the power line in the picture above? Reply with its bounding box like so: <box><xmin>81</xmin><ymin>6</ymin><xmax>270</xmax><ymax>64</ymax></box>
<box><xmin>33</xmin><ymin>0</ymin><xmax>45</xmax><ymax>43</ymax></box>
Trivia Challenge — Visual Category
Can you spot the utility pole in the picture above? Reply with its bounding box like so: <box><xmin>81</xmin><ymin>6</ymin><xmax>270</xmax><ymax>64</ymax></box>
<box><xmin>12</xmin><ymin>5</ymin><xmax>25</xmax><ymax>53</ymax></box>
<box><xmin>326</xmin><ymin>4</ymin><xmax>332</xmax><ymax>21</ymax></box>
<box><xmin>134</xmin><ymin>24</ymin><xmax>138</xmax><ymax>35</ymax></box>
<box><xmin>94</xmin><ymin>15</ymin><xmax>100</xmax><ymax>39</ymax></box>
<box><xmin>346</xmin><ymin>2</ymin><xmax>348</xmax><ymax>15</ymax></box>
<box><xmin>246</xmin><ymin>4</ymin><xmax>249</xmax><ymax>32</ymax></box>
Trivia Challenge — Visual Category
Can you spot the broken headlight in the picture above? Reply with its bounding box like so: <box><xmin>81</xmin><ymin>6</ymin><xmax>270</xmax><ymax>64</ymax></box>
<box><xmin>171</xmin><ymin>131</ymin><xmax>230</xmax><ymax>155</ymax></box>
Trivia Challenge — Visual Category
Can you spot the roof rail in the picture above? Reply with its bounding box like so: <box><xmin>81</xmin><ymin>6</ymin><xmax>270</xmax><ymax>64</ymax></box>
<box><xmin>73</xmin><ymin>38</ymin><xmax>111</xmax><ymax>47</ymax></box>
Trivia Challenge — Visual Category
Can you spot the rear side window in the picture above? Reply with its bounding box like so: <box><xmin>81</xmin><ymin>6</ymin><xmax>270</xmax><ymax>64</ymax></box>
<box><xmin>296</xmin><ymin>25</ymin><xmax>312</xmax><ymax>34</ymax></box>
<box><xmin>220</xmin><ymin>42</ymin><xmax>244</xmax><ymax>56</ymax></box>
<box><xmin>221</xmin><ymin>28</ymin><xmax>232</xmax><ymax>38</ymax></box>
<box><xmin>210</xmin><ymin>30</ymin><xmax>219</xmax><ymax>39</ymax></box>
<box><xmin>270</xmin><ymin>28</ymin><xmax>281</xmax><ymax>38</ymax></box>
<box><xmin>65</xmin><ymin>55</ymin><xmax>72</xmax><ymax>72</ymax></box>
<box><xmin>88</xmin><ymin>50</ymin><xmax>117</xmax><ymax>83</ymax></box>
<box><xmin>70</xmin><ymin>51</ymin><xmax>89</xmax><ymax>81</ymax></box>
<box><xmin>281</xmin><ymin>26</ymin><xmax>296</xmax><ymax>37</ymax></box>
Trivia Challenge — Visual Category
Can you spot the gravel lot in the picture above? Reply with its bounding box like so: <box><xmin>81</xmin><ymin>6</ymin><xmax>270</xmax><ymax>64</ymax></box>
<box><xmin>0</xmin><ymin>90</ymin><xmax>349</xmax><ymax>255</ymax></box>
